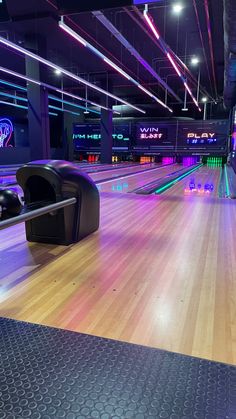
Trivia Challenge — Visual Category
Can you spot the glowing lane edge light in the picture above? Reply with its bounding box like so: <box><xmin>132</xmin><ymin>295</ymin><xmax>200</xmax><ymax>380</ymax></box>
<box><xmin>59</xmin><ymin>19</ymin><xmax>172</xmax><ymax>112</ymax></box>
<box><xmin>0</xmin><ymin>36</ymin><xmax>145</xmax><ymax>114</ymax></box>
<box><xmin>0</xmin><ymin>118</ymin><xmax>13</xmax><ymax>147</ymax></box>
<box><xmin>0</xmin><ymin>66</ymin><xmax>120</xmax><ymax>115</ymax></box>
<box><xmin>144</xmin><ymin>10</ymin><xmax>201</xmax><ymax>111</ymax></box>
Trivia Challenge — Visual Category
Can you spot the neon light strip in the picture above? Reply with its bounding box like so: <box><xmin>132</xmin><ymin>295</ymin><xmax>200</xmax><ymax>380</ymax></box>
<box><xmin>143</xmin><ymin>11</ymin><xmax>160</xmax><ymax>40</ymax></box>
<box><xmin>154</xmin><ymin>165</ymin><xmax>202</xmax><ymax>194</ymax></box>
<box><xmin>59</xmin><ymin>19</ymin><xmax>172</xmax><ymax>112</ymax></box>
<box><xmin>0</xmin><ymin>100</ymin><xmax>58</xmax><ymax>116</ymax></box>
<box><xmin>0</xmin><ymin>36</ymin><xmax>145</xmax><ymax>114</ymax></box>
<box><xmin>48</xmin><ymin>95</ymin><xmax>100</xmax><ymax>114</ymax></box>
<box><xmin>49</xmin><ymin>104</ymin><xmax>80</xmax><ymax>116</ymax></box>
<box><xmin>0</xmin><ymin>67</ymin><xmax>119</xmax><ymax>115</ymax></box>
<box><xmin>104</xmin><ymin>58</ymin><xmax>131</xmax><ymax>80</ymax></box>
<box><xmin>224</xmin><ymin>165</ymin><xmax>230</xmax><ymax>197</ymax></box>
<box><xmin>0</xmin><ymin>90</ymin><xmax>78</xmax><ymax>116</ymax></box>
<box><xmin>138</xmin><ymin>84</ymin><xmax>173</xmax><ymax>112</ymax></box>
<box><xmin>144</xmin><ymin>10</ymin><xmax>201</xmax><ymax>111</ymax></box>
<box><xmin>0</xmin><ymin>79</ymin><xmax>100</xmax><ymax>115</ymax></box>
<box><xmin>167</xmin><ymin>53</ymin><xmax>181</xmax><ymax>77</ymax></box>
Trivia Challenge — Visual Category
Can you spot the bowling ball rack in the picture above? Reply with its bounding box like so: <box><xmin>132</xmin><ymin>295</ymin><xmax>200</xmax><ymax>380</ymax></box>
<box><xmin>0</xmin><ymin>197</ymin><xmax>76</xmax><ymax>231</ymax></box>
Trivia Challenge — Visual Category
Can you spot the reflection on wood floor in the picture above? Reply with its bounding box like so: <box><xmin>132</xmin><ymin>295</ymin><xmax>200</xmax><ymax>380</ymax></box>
<box><xmin>0</xmin><ymin>191</ymin><xmax>236</xmax><ymax>365</ymax></box>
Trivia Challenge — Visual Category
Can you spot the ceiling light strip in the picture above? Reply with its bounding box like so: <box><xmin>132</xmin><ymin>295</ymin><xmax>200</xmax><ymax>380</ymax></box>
<box><xmin>59</xmin><ymin>19</ymin><xmax>172</xmax><ymax>112</ymax></box>
<box><xmin>0</xmin><ymin>66</ymin><xmax>120</xmax><ymax>114</ymax></box>
<box><xmin>0</xmin><ymin>35</ymin><xmax>145</xmax><ymax>114</ymax></box>
<box><xmin>143</xmin><ymin>10</ymin><xmax>201</xmax><ymax>111</ymax></box>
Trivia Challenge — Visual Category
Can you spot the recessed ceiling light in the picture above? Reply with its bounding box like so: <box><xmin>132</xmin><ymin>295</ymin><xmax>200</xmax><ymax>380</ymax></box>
<box><xmin>172</xmin><ymin>3</ymin><xmax>183</xmax><ymax>14</ymax></box>
<box><xmin>191</xmin><ymin>57</ymin><xmax>199</xmax><ymax>66</ymax></box>
<box><xmin>54</xmin><ymin>69</ymin><xmax>62</xmax><ymax>76</ymax></box>
<box><xmin>181</xmin><ymin>108</ymin><xmax>188</xmax><ymax>111</ymax></box>
<box><xmin>202</xmin><ymin>97</ymin><xmax>207</xmax><ymax>102</ymax></box>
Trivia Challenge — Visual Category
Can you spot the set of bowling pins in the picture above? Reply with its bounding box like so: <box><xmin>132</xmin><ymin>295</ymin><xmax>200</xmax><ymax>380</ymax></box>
<box><xmin>112</xmin><ymin>156</ymin><xmax>119</xmax><ymax>162</ymax></box>
<box><xmin>88</xmin><ymin>155</ymin><xmax>99</xmax><ymax>163</ymax></box>
<box><xmin>207</xmin><ymin>157</ymin><xmax>222</xmax><ymax>167</ymax></box>
<box><xmin>140</xmin><ymin>156</ymin><xmax>155</xmax><ymax>163</ymax></box>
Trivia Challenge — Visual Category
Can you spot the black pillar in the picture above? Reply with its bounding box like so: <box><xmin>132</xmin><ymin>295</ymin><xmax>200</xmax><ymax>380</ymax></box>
<box><xmin>63</xmin><ymin>113</ymin><xmax>79</xmax><ymax>162</ymax></box>
<box><xmin>100</xmin><ymin>108</ymin><xmax>113</xmax><ymax>164</ymax></box>
<box><xmin>25</xmin><ymin>39</ymin><xmax>50</xmax><ymax>161</ymax></box>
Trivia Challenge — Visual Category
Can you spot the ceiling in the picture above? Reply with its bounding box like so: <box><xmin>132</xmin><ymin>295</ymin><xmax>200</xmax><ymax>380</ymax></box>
<box><xmin>0</xmin><ymin>0</ymin><xmax>227</xmax><ymax>120</ymax></box>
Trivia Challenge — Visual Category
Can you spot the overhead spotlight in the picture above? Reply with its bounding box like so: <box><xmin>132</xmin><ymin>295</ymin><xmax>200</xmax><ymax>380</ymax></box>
<box><xmin>202</xmin><ymin>97</ymin><xmax>207</xmax><ymax>102</ymax></box>
<box><xmin>172</xmin><ymin>3</ymin><xmax>183</xmax><ymax>14</ymax></box>
<box><xmin>54</xmin><ymin>69</ymin><xmax>62</xmax><ymax>76</ymax></box>
<box><xmin>83</xmin><ymin>110</ymin><xmax>90</xmax><ymax>114</ymax></box>
<box><xmin>191</xmin><ymin>57</ymin><xmax>199</xmax><ymax>66</ymax></box>
<box><xmin>181</xmin><ymin>108</ymin><xmax>188</xmax><ymax>111</ymax></box>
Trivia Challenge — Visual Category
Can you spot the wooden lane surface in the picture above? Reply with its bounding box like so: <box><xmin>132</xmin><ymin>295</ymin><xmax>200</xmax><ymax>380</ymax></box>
<box><xmin>97</xmin><ymin>164</ymin><xmax>181</xmax><ymax>193</ymax></box>
<box><xmin>0</xmin><ymin>191</ymin><xmax>236</xmax><ymax>365</ymax></box>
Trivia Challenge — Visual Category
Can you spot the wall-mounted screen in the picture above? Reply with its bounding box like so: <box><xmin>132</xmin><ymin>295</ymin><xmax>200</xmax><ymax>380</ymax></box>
<box><xmin>73</xmin><ymin>124</ymin><xmax>130</xmax><ymax>151</ymax></box>
<box><xmin>177</xmin><ymin>121</ymin><xmax>228</xmax><ymax>152</ymax></box>
<box><xmin>135</xmin><ymin>123</ymin><xmax>175</xmax><ymax>149</ymax></box>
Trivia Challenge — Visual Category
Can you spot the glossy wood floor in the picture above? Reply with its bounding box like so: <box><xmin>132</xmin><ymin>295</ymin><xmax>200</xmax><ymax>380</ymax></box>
<box><xmin>0</xmin><ymin>166</ymin><xmax>236</xmax><ymax>365</ymax></box>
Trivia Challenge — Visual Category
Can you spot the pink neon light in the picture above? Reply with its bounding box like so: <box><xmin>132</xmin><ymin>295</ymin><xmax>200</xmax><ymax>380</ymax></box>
<box><xmin>144</xmin><ymin>11</ymin><xmax>160</xmax><ymax>40</ymax></box>
<box><xmin>143</xmin><ymin>10</ymin><xmax>200</xmax><ymax>111</ymax></box>
<box><xmin>167</xmin><ymin>53</ymin><xmax>181</xmax><ymax>77</ymax></box>
<box><xmin>104</xmin><ymin>58</ymin><xmax>131</xmax><ymax>80</ymax></box>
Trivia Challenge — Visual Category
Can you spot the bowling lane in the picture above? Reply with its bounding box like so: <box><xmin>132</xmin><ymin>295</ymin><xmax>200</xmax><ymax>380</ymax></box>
<box><xmin>0</xmin><ymin>162</ymin><xmax>151</xmax><ymax>187</ymax></box>
<box><xmin>97</xmin><ymin>163</ymin><xmax>181</xmax><ymax>193</ymax></box>
<box><xmin>89</xmin><ymin>162</ymin><xmax>159</xmax><ymax>182</ymax></box>
<box><xmin>162</xmin><ymin>165</ymin><xmax>222</xmax><ymax>198</ymax></box>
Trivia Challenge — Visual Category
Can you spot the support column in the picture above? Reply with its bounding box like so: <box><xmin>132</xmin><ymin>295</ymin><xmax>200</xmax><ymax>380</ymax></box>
<box><xmin>63</xmin><ymin>113</ymin><xmax>79</xmax><ymax>161</ymax></box>
<box><xmin>25</xmin><ymin>38</ymin><xmax>50</xmax><ymax>161</ymax></box>
<box><xmin>100</xmin><ymin>108</ymin><xmax>113</xmax><ymax>164</ymax></box>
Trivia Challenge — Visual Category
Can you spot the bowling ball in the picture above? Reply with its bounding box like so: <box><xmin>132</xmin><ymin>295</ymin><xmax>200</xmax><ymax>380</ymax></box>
<box><xmin>0</xmin><ymin>189</ymin><xmax>23</xmax><ymax>219</ymax></box>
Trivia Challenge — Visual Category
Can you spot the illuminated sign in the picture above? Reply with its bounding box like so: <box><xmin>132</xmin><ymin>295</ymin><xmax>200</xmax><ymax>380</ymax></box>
<box><xmin>73</xmin><ymin>124</ymin><xmax>131</xmax><ymax>150</ymax></box>
<box><xmin>139</xmin><ymin>127</ymin><xmax>163</xmax><ymax>140</ymax></box>
<box><xmin>136</xmin><ymin>125</ymin><xmax>168</xmax><ymax>142</ymax></box>
<box><xmin>0</xmin><ymin>118</ymin><xmax>13</xmax><ymax>147</ymax></box>
<box><xmin>73</xmin><ymin>133</ymin><xmax>128</xmax><ymax>141</ymax></box>
<box><xmin>187</xmin><ymin>132</ymin><xmax>215</xmax><ymax>138</ymax></box>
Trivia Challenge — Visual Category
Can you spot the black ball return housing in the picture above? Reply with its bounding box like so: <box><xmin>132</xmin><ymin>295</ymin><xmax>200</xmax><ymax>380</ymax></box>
<box><xmin>0</xmin><ymin>160</ymin><xmax>100</xmax><ymax>245</ymax></box>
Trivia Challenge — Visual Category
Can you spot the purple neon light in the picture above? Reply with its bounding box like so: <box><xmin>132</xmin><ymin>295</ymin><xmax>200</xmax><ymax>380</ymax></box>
<box><xmin>0</xmin><ymin>35</ymin><xmax>145</xmax><ymax>114</ymax></box>
<box><xmin>144</xmin><ymin>10</ymin><xmax>201</xmax><ymax>111</ymax></box>
<box><xmin>0</xmin><ymin>118</ymin><xmax>13</xmax><ymax>148</ymax></box>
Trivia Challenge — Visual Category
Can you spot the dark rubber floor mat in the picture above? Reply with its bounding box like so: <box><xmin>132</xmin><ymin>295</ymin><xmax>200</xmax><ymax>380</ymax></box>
<box><xmin>0</xmin><ymin>317</ymin><xmax>235</xmax><ymax>418</ymax></box>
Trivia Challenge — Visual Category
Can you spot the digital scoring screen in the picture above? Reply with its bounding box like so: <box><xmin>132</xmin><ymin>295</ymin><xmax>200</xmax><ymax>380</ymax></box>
<box><xmin>73</xmin><ymin>124</ymin><xmax>130</xmax><ymax>150</ymax></box>
<box><xmin>135</xmin><ymin>123</ymin><xmax>174</xmax><ymax>148</ymax></box>
<box><xmin>178</xmin><ymin>121</ymin><xmax>228</xmax><ymax>151</ymax></box>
